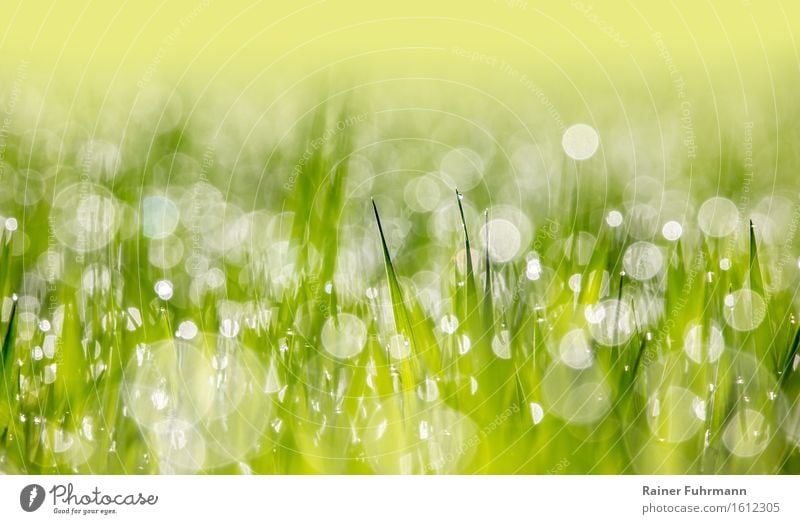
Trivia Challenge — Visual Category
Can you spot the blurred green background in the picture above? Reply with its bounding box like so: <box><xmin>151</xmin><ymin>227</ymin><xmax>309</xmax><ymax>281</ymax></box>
<box><xmin>1</xmin><ymin>1</ymin><xmax>800</xmax><ymax>475</ymax></box>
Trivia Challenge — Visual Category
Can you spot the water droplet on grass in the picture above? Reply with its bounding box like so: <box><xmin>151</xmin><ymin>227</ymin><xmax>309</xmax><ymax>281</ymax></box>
<box><xmin>150</xmin><ymin>389</ymin><xmax>169</xmax><ymax>410</ymax></box>
<box><xmin>723</xmin><ymin>289</ymin><xmax>766</xmax><ymax>331</ymax></box>
<box><xmin>661</xmin><ymin>220</ymin><xmax>683</xmax><ymax>241</ymax></box>
<box><xmin>177</xmin><ymin>320</ymin><xmax>198</xmax><ymax>340</ymax></box>
<box><xmin>151</xmin><ymin>417</ymin><xmax>206</xmax><ymax>474</ymax></box>
<box><xmin>646</xmin><ymin>386</ymin><xmax>704</xmax><ymax>443</ymax></box>
<box><xmin>82</xmin><ymin>264</ymin><xmax>112</xmax><ymax>295</ymax></box>
<box><xmin>43</xmin><ymin>335</ymin><xmax>56</xmax><ymax>358</ymax></box>
<box><xmin>125</xmin><ymin>338</ymin><xmax>215</xmax><ymax>429</ymax></box>
<box><xmin>623</xmin><ymin>241</ymin><xmax>663</xmax><ymax>280</ymax></box>
<box><xmin>125</xmin><ymin>307</ymin><xmax>143</xmax><ymax>331</ymax></box>
<box><xmin>606</xmin><ymin>210</ymin><xmax>623</xmax><ymax>227</ymax></box>
<box><xmin>692</xmin><ymin>397</ymin><xmax>707</xmax><ymax>421</ymax></box>
<box><xmin>698</xmin><ymin>197</ymin><xmax>739</xmax><ymax>238</ymax></box>
<box><xmin>417</xmin><ymin>378</ymin><xmax>440</xmax><ymax>402</ymax></box>
<box><xmin>154</xmin><ymin>279</ymin><xmax>173</xmax><ymax>300</ymax></box>
<box><xmin>526</xmin><ymin>258</ymin><xmax>542</xmax><ymax>280</ymax></box>
<box><xmin>542</xmin><ymin>362</ymin><xmax>611</xmax><ymax>425</ymax></box>
<box><xmin>1</xmin><ymin>297</ymin><xmax>13</xmax><ymax>322</ymax></box>
<box><xmin>404</xmin><ymin>175</ymin><xmax>443</xmax><ymax>213</ymax></box>
<box><xmin>321</xmin><ymin>313</ymin><xmax>367</xmax><ymax>359</ymax></box>
<box><xmin>481</xmin><ymin>218</ymin><xmax>521</xmax><ymax>263</ymax></box>
<box><xmin>202</xmin><ymin>343</ymin><xmax>271</xmax><ymax>468</ymax></box>
<box><xmin>587</xmin><ymin>299</ymin><xmax>634</xmax><ymax>346</ymax></box>
<box><xmin>52</xmin><ymin>183</ymin><xmax>120</xmax><ymax>253</ymax></box>
<box><xmin>491</xmin><ymin>330</ymin><xmax>512</xmax><ymax>359</ymax></box>
<box><xmin>722</xmin><ymin>409</ymin><xmax>770</xmax><ymax>457</ymax></box>
<box><xmin>219</xmin><ymin>318</ymin><xmax>240</xmax><ymax>338</ymax></box>
<box><xmin>148</xmin><ymin>236</ymin><xmax>184</xmax><ymax>269</ymax></box>
<box><xmin>530</xmin><ymin>402</ymin><xmax>544</xmax><ymax>425</ymax></box>
<box><xmin>142</xmin><ymin>195</ymin><xmax>179</xmax><ymax>239</ymax></box>
<box><xmin>44</xmin><ymin>363</ymin><xmax>57</xmax><ymax>384</ymax></box>
<box><xmin>459</xmin><ymin>334</ymin><xmax>472</xmax><ymax>355</ymax></box>
<box><xmin>559</xmin><ymin>329</ymin><xmax>593</xmax><ymax>369</ymax></box>
<box><xmin>562</xmin><ymin>123</ymin><xmax>600</xmax><ymax>160</ymax></box>
<box><xmin>205</xmin><ymin>268</ymin><xmax>226</xmax><ymax>289</ymax></box>
<box><xmin>683</xmin><ymin>323</ymin><xmax>725</xmax><ymax>363</ymax></box>
<box><xmin>568</xmin><ymin>273</ymin><xmax>582</xmax><ymax>293</ymax></box>
<box><xmin>364</xmin><ymin>402</ymin><xmax>478</xmax><ymax>474</ymax></box>
<box><xmin>17</xmin><ymin>312</ymin><xmax>37</xmax><ymax>341</ymax></box>
<box><xmin>440</xmin><ymin>314</ymin><xmax>459</xmax><ymax>335</ymax></box>
<box><xmin>388</xmin><ymin>333</ymin><xmax>411</xmax><ymax>360</ymax></box>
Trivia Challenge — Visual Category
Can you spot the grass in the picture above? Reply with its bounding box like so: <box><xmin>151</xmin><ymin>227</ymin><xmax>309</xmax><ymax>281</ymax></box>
<box><xmin>1</xmin><ymin>91</ymin><xmax>800</xmax><ymax>475</ymax></box>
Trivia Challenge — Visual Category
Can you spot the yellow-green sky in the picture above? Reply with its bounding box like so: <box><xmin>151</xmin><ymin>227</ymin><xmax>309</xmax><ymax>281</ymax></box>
<box><xmin>1</xmin><ymin>0</ymin><xmax>797</xmax><ymax>82</ymax></box>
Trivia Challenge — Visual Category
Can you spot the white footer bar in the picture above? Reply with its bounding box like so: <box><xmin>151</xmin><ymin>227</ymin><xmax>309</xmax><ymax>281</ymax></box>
<box><xmin>1</xmin><ymin>475</ymin><xmax>797</xmax><ymax>523</ymax></box>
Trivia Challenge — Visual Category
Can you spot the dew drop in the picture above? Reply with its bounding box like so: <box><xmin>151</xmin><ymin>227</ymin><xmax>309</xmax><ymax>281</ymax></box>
<box><xmin>622</xmin><ymin>241</ymin><xmax>663</xmax><ymax>281</ymax></box>
<box><xmin>530</xmin><ymin>402</ymin><xmax>545</xmax><ymax>425</ymax></box>
<box><xmin>219</xmin><ymin>318</ymin><xmax>240</xmax><ymax>338</ymax></box>
<box><xmin>440</xmin><ymin>314</ymin><xmax>459</xmax><ymax>335</ymax></box>
<box><xmin>562</xmin><ymin>123</ymin><xmax>600</xmax><ymax>160</ymax></box>
<box><xmin>321</xmin><ymin>313</ymin><xmax>367</xmax><ymax>359</ymax></box>
<box><xmin>723</xmin><ymin>289</ymin><xmax>766</xmax><ymax>331</ymax></box>
<box><xmin>606</xmin><ymin>210</ymin><xmax>623</xmax><ymax>227</ymax></box>
<box><xmin>698</xmin><ymin>197</ymin><xmax>739</xmax><ymax>238</ymax></box>
<box><xmin>177</xmin><ymin>320</ymin><xmax>198</xmax><ymax>340</ymax></box>
<box><xmin>154</xmin><ymin>279</ymin><xmax>174</xmax><ymax>300</ymax></box>
<box><xmin>661</xmin><ymin>220</ymin><xmax>683</xmax><ymax>241</ymax></box>
<box><xmin>491</xmin><ymin>330</ymin><xmax>512</xmax><ymax>359</ymax></box>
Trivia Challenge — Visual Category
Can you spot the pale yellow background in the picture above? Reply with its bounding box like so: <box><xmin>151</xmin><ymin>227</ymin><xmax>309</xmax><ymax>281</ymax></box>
<box><xmin>1</xmin><ymin>0</ymin><xmax>796</xmax><ymax>82</ymax></box>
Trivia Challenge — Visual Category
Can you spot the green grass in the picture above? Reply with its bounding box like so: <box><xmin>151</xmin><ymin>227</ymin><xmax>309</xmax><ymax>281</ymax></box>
<box><xmin>1</xmin><ymin>91</ymin><xmax>800</xmax><ymax>475</ymax></box>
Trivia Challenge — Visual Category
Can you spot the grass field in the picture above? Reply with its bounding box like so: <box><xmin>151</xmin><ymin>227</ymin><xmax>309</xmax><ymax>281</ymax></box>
<box><xmin>1</xmin><ymin>83</ymin><xmax>800</xmax><ymax>475</ymax></box>
<box><xmin>2</xmin><ymin>1</ymin><xmax>800</xmax><ymax>475</ymax></box>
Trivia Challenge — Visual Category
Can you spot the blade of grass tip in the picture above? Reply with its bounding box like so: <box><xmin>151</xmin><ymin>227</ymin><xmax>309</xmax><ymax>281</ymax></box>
<box><xmin>0</xmin><ymin>299</ymin><xmax>18</xmax><ymax>436</ymax></box>
<box><xmin>749</xmin><ymin>218</ymin><xmax>773</xmax><ymax>312</ymax></box>
<box><xmin>455</xmin><ymin>189</ymin><xmax>478</xmax><ymax>311</ymax></box>
<box><xmin>2</xmin><ymin>299</ymin><xmax>33</xmax><ymax>471</ymax></box>
<box><xmin>482</xmin><ymin>209</ymin><xmax>493</xmax><ymax>324</ymax></box>
<box><xmin>779</xmin><ymin>321</ymin><xmax>800</xmax><ymax>387</ymax></box>
<box><xmin>578</xmin><ymin>219</ymin><xmax>612</xmax><ymax>306</ymax></box>
<box><xmin>630</xmin><ymin>334</ymin><xmax>648</xmax><ymax>387</ymax></box>
<box><xmin>511</xmin><ymin>358</ymin><xmax>533</xmax><ymax>423</ymax></box>
<box><xmin>371</xmin><ymin>200</ymin><xmax>419</xmax><ymax>405</ymax></box>
<box><xmin>1</xmin><ymin>298</ymin><xmax>16</xmax><ymax>369</ymax></box>
<box><xmin>749</xmin><ymin>219</ymin><xmax>765</xmax><ymax>295</ymax></box>
<box><xmin>614</xmin><ymin>271</ymin><xmax>625</xmax><ymax>345</ymax></box>
<box><xmin>372</xmin><ymin>200</ymin><xmax>410</xmax><ymax>333</ymax></box>
<box><xmin>748</xmin><ymin>219</ymin><xmax>775</xmax><ymax>368</ymax></box>
<box><xmin>0</xmin><ymin>236</ymin><xmax>15</xmax><ymax>306</ymax></box>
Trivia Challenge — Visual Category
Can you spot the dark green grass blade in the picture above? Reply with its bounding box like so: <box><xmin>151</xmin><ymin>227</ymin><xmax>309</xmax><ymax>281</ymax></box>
<box><xmin>455</xmin><ymin>189</ymin><xmax>479</xmax><ymax>318</ymax></box>
<box><xmin>372</xmin><ymin>200</ymin><xmax>420</xmax><ymax>395</ymax></box>
<box><xmin>780</xmin><ymin>323</ymin><xmax>800</xmax><ymax>387</ymax></box>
